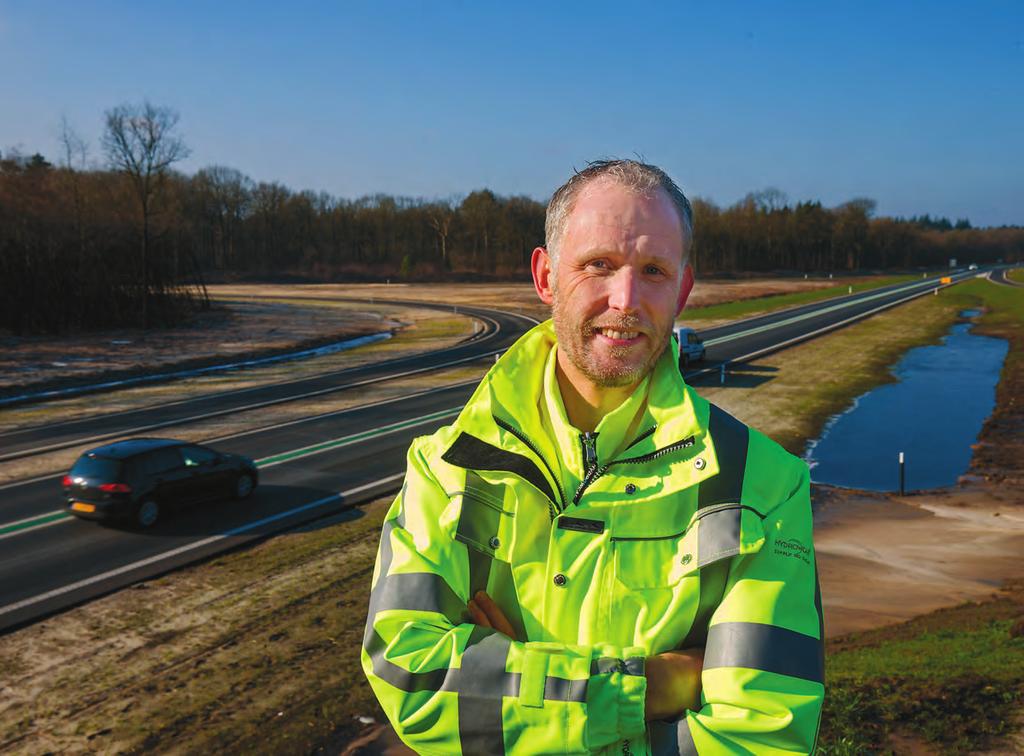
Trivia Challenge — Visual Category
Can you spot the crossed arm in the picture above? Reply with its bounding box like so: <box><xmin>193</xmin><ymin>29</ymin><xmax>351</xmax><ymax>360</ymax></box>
<box><xmin>468</xmin><ymin>589</ymin><xmax>705</xmax><ymax>721</ymax></box>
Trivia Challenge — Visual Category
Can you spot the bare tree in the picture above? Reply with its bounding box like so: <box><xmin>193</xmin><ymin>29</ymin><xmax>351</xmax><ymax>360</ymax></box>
<box><xmin>426</xmin><ymin>200</ymin><xmax>454</xmax><ymax>267</ymax></box>
<box><xmin>59</xmin><ymin>116</ymin><xmax>89</xmax><ymax>261</ymax></box>
<box><xmin>102</xmin><ymin>101</ymin><xmax>190</xmax><ymax>327</ymax></box>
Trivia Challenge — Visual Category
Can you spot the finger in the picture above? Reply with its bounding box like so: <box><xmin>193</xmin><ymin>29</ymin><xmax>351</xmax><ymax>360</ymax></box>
<box><xmin>467</xmin><ymin>599</ymin><xmax>492</xmax><ymax>628</ymax></box>
<box><xmin>474</xmin><ymin>591</ymin><xmax>517</xmax><ymax>640</ymax></box>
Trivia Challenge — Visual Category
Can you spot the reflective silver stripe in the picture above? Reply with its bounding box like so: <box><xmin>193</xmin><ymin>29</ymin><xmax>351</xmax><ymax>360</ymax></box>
<box><xmin>367</xmin><ymin>570</ymin><xmax>465</xmax><ymax>624</ymax></box>
<box><xmin>649</xmin><ymin>716</ymin><xmax>698</xmax><ymax>756</ymax></box>
<box><xmin>541</xmin><ymin>674</ymin><xmax>588</xmax><ymax>703</ymax></box>
<box><xmin>367</xmin><ymin>627</ymin><xmax>588</xmax><ymax>703</ymax></box>
<box><xmin>696</xmin><ymin>505</ymin><xmax>741</xmax><ymax>567</ymax></box>
<box><xmin>458</xmin><ymin>632</ymin><xmax>511</xmax><ymax>754</ymax></box>
<box><xmin>704</xmin><ymin>622</ymin><xmax>824</xmax><ymax>684</ymax></box>
<box><xmin>697</xmin><ymin>405</ymin><xmax>749</xmax><ymax>509</ymax></box>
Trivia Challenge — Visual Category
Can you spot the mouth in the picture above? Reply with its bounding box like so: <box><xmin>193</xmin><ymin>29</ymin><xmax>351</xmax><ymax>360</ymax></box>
<box><xmin>594</xmin><ymin>327</ymin><xmax>644</xmax><ymax>345</ymax></box>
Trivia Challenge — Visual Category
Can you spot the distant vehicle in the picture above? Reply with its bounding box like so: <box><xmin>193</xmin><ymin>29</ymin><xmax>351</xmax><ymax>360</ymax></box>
<box><xmin>63</xmin><ymin>438</ymin><xmax>258</xmax><ymax>528</ymax></box>
<box><xmin>968</xmin><ymin>263</ymin><xmax>979</xmax><ymax>270</ymax></box>
<box><xmin>675</xmin><ymin>326</ymin><xmax>706</xmax><ymax>367</ymax></box>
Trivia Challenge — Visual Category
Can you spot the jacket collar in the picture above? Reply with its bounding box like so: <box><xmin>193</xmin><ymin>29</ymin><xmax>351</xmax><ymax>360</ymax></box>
<box><xmin>450</xmin><ymin>320</ymin><xmax>715</xmax><ymax>493</ymax></box>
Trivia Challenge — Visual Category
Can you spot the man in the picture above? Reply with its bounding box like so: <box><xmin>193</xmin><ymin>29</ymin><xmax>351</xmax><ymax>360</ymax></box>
<box><xmin>362</xmin><ymin>160</ymin><xmax>824</xmax><ymax>754</ymax></box>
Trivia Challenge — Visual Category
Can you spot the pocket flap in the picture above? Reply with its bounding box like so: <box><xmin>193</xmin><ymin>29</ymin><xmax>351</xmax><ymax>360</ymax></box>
<box><xmin>678</xmin><ymin>504</ymin><xmax>765</xmax><ymax>578</ymax></box>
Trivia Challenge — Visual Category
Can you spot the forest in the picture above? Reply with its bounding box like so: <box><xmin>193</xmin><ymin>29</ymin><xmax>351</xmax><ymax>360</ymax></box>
<box><xmin>2</xmin><ymin>103</ymin><xmax>1022</xmax><ymax>334</ymax></box>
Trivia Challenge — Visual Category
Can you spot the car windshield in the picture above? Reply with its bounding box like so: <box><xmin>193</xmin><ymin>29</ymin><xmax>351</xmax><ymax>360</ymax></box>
<box><xmin>70</xmin><ymin>454</ymin><xmax>122</xmax><ymax>481</ymax></box>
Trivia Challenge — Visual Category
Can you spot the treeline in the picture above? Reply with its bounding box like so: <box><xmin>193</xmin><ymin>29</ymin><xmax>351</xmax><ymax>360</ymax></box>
<box><xmin>2</xmin><ymin>108</ymin><xmax>1023</xmax><ymax>335</ymax></box>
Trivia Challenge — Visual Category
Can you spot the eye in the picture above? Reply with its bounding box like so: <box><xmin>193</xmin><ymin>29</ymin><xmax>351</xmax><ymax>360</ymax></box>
<box><xmin>587</xmin><ymin>259</ymin><xmax>609</xmax><ymax>270</ymax></box>
<box><xmin>645</xmin><ymin>264</ymin><xmax>665</xmax><ymax>276</ymax></box>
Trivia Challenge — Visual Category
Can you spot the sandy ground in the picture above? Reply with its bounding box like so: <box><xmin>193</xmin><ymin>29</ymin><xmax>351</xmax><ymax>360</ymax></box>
<box><xmin>815</xmin><ymin>484</ymin><xmax>1024</xmax><ymax>638</ymax></box>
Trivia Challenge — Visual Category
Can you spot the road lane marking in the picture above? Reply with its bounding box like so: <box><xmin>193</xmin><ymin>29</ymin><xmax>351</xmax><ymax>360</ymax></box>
<box><xmin>0</xmin><ymin>335</ymin><xmax>501</xmax><ymax>464</ymax></box>
<box><xmin>0</xmin><ymin>472</ymin><xmax>405</xmax><ymax>619</ymax></box>
<box><xmin>0</xmin><ymin>406</ymin><xmax>463</xmax><ymax>538</ymax></box>
<box><xmin>701</xmin><ymin>276</ymin><xmax>950</xmax><ymax>348</ymax></box>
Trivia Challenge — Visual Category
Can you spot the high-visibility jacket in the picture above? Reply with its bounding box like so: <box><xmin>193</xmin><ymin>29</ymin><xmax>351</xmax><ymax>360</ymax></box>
<box><xmin>362</xmin><ymin>320</ymin><xmax>825</xmax><ymax>754</ymax></box>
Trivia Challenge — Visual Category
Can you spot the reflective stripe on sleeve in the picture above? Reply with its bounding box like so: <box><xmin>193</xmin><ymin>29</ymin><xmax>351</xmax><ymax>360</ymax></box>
<box><xmin>703</xmin><ymin>622</ymin><xmax>825</xmax><ymax>684</ymax></box>
<box><xmin>649</xmin><ymin>716</ymin><xmax>699</xmax><ymax>756</ymax></box>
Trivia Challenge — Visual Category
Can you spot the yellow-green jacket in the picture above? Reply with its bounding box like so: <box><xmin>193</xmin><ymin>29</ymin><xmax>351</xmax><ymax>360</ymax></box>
<box><xmin>362</xmin><ymin>320</ymin><xmax>825</xmax><ymax>754</ymax></box>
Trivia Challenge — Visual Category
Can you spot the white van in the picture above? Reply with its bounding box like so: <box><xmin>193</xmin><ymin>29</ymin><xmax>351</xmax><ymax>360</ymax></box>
<box><xmin>674</xmin><ymin>326</ymin><xmax>706</xmax><ymax>367</ymax></box>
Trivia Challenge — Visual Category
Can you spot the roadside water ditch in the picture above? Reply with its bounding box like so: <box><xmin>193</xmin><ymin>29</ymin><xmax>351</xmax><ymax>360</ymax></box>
<box><xmin>804</xmin><ymin>309</ymin><xmax>1009</xmax><ymax>491</ymax></box>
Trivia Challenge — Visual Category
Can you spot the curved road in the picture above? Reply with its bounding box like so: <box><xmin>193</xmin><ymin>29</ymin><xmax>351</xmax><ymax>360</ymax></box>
<box><xmin>0</xmin><ymin>269</ymin><xmax>985</xmax><ymax>632</ymax></box>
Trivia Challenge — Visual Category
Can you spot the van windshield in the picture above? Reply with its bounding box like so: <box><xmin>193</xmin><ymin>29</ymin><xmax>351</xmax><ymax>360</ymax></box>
<box><xmin>70</xmin><ymin>455</ymin><xmax>122</xmax><ymax>481</ymax></box>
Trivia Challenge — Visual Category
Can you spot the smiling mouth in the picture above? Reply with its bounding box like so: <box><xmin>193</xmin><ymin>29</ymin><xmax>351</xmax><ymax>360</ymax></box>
<box><xmin>595</xmin><ymin>327</ymin><xmax>642</xmax><ymax>342</ymax></box>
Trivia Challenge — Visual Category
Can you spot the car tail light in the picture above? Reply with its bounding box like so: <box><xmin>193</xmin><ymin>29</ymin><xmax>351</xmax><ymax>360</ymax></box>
<box><xmin>99</xmin><ymin>482</ymin><xmax>132</xmax><ymax>493</ymax></box>
<box><xmin>62</xmin><ymin>475</ymin><xmax>72</xmax><ymax>487</ymax></box>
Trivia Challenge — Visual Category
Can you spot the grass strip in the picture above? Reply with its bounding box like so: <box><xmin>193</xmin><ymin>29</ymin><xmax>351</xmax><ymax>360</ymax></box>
<box><xmin>685</xmin><ymin>274</ymin><xmax>916</xmax><ymax>321</ymax></box>
<box><xmin>818</xmin><ymin>581</ymin><xmax>1024</xmax><ymax>754</ymax></box>
<box><xmin>1006</xmin><ymin>267</ymin><xmax>1024</xmax><ymax>284</ymax></box>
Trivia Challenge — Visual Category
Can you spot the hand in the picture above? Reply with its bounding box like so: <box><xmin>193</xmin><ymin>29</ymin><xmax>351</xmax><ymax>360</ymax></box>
<box><xmin>644</xmin><ymin>648</ymin><xmax>704</xmax><ymax>721</ymax></box>
<box><xmin>467</xmin><ymin>590</ymin><xmax>519</xmax><ymax>641</ymax></box>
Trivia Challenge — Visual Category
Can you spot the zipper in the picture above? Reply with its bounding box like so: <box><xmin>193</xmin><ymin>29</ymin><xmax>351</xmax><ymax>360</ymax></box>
<box><xmin>492</xmin><ymin>415</ymin><xmax>567</xmax><ymax>517</ymax></box>
<box><xmin>572</xmin><ymin>431</ymin><xmax>600</xmax><ymax>504</ymax></box>
<box><xmin>572</xmin><ymin>434</ymin><xmax>697</xmax><ymax>506</ymax></box>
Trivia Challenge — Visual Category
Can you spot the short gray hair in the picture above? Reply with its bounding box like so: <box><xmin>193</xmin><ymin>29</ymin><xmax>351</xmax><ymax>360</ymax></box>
<box><xmin>544</xmin><ymin>159</ymin><xmax>693</xmax><ymax>268</ymax></box>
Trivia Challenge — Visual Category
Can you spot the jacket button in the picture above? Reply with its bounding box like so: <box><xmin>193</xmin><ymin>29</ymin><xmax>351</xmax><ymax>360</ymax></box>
<box><xmin>553</xmin><ymin>573</ymin><xmax>567</xmax><ymax>587</ymax></box>
<box><xmin>488</xmin><ymin>536</ymin><xmax>500</xmax><ymax>549</ymax></box>
<box><xmin>624</xmin><ymin>483</ymin><xmax>637</xmax><ymax>495</ymax></box>
<box><xmin>694</xmin><ymin>457</ymin><xmax>706</xmax><ymax>470</ymax></box>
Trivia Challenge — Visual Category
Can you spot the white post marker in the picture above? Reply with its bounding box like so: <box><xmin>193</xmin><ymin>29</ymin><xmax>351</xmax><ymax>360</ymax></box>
<box><xmin>848</xmin><ymin>285</ymin><xmax>852</xmax><ymax>294</ymax></box>
<box><xmin>720</xmin><ymin>363</ymin><xmax>726</xmax><ymax>385</ymax></box>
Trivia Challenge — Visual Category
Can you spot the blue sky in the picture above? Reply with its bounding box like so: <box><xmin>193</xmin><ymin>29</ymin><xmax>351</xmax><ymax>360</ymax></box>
<box><xmin>1</xmin><ymin>1</ymin><xmax>1022</xmax><ymax>226</ymax></box>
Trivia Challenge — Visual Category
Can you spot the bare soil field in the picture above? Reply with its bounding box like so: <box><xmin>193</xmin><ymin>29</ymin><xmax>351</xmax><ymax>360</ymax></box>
<box><xmin>210</xmin><ymin>276</ymin><xmax>847</xmax><ymax>329</ymax></box>
<box><xmin>2</xmin><ymin>280</ymin><xmax>1021</xmax><ymax>754</ymax></box>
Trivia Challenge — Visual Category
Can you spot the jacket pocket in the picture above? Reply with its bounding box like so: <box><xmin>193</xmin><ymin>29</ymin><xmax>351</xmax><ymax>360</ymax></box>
<box><xmin>613</xmin><ymin>504</ymin><xmax>765</xmax><ymax>589</ymax></box>
<box><xmin>453</xmin><ymin>490</ymin><xmax>514</xmax><ymax>561</ymax></box>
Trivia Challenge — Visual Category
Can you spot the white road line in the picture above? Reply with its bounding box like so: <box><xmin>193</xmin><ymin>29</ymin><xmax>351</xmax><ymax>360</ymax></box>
<box><xmin>0</xmin><ymin>473</ymin><xmax>404</xmax><ymax>618</ymax></box>
<box><xmin>0</xmin><ymin>340</ymin><xmax>504</xmax><ymax>464</ymax></box>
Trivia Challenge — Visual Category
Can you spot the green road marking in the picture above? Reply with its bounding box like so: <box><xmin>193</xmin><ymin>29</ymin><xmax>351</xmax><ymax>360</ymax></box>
<box><xmin>257</xmin><ymin>406</ymin><xmax>461</xmax><ymax>467</ymax></box>
<box><xmin>0</xmin><ymin>511</ymin><xmax>70</xmax><ymax>536</ymax></box>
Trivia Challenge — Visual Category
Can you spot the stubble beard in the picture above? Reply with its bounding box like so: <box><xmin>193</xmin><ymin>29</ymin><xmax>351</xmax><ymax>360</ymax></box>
<box><xmin>551</xmin><ymin>293</ymin><xmax>671</xmax><ymax>389</ymax></box>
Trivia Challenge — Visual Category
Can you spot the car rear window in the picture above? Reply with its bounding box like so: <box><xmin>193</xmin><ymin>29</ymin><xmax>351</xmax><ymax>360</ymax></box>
<box><xmin>70</xmin><ymin>454</ymin><xmax>122</xmax><ymax>480</ymax></box>
<box><xmin>181</xmin><ymin>445</ymin><xmax>218</xmax><ymax>467</ymax></box>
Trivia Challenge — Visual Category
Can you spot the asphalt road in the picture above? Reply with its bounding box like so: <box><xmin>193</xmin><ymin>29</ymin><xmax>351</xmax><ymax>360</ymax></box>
<box><xmin>989</xmin><ymin>267</ymin><xmax>1024</xmax><ymax>287</ymax></box>
<box><xmin>0</xmin><ymin>269</ymin><xmax>985</xmax><ymax>632</ymax></box>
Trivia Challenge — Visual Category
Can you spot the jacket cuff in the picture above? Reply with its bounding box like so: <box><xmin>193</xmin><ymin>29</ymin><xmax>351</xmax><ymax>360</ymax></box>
<box><xmin>585</xmin><ymin>649</ymin><xmax>648</xmax><ymax>749</ymax></box>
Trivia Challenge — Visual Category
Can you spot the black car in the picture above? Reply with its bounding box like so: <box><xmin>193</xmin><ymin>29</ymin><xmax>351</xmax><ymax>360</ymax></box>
<box><xmin>63</xmin><ymin>438</ymin><xmax>259</xmax><ymax>528</ymax></box>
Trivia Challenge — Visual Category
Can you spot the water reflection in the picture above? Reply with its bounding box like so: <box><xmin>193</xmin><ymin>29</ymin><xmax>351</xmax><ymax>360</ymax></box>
<box><xmin>805</xmin><ymin>312</ymin><xmax>1007</xmax><ymax>491</ymax></box>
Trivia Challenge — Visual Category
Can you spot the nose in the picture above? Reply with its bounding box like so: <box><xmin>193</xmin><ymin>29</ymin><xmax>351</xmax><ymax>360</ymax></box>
<box><xmin>606</xmin><ymin>266</ymin><xmax>641</xmax><ymax>313</ymax></box>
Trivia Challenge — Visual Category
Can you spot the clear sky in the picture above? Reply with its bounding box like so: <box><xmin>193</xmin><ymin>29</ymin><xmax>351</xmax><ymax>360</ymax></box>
<box><xmin>1</xmin><ymin>1</ymin><xmax>1022</xmax><ymax>226</ymax></box>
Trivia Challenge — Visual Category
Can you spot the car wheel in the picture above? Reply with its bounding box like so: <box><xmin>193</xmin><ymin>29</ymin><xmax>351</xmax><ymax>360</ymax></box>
<box><xmin>136</xmin><ymin>499</ymin><xmax>160</xmax><ymax>528</ymax></box>
<box><xmin>235</xmin><ymin>473</ymin><xmax>255</xmax><ymax>500</ymax></box>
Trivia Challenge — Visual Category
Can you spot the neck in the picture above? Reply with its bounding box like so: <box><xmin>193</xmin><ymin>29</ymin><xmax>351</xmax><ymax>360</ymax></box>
<box><xmin>554</xmin><ymin>349</ymin><xmax>638</xmax><ymax>433</ymax></box>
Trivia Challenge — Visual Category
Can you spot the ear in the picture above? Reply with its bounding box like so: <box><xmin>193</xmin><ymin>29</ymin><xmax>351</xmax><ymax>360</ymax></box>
<box><xmin>531</xmin><ymin>246</ymin><xmax>555</xmax><ymax>305</ymax></box>
<box><xmin>676</xmin><ymin>263</ymin><xmax>694</xmax><ymax>316</ymax></box>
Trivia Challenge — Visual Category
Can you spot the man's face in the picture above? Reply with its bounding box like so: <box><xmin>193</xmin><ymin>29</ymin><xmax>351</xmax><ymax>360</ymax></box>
<box><xmin>534</xmin><ymin>178</ymin><xmax>693</xmax><ymax>392</ymax></box>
